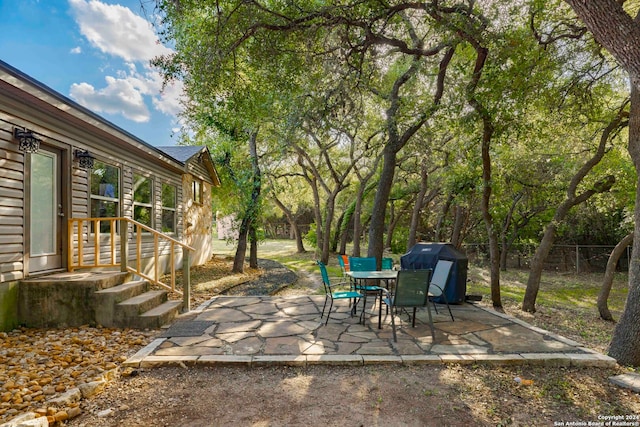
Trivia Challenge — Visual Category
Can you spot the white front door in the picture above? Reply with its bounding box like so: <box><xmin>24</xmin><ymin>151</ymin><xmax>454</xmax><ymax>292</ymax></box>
<box><xmin>28</xmin><ymin>147</ymin><xmax>63</xmax><ymax>273</ymax></box>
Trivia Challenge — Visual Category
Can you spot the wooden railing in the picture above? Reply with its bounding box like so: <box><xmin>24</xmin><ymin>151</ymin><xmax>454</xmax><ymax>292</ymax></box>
<box><xmin>67</xmin><ymin>217</ymin><xmax>194</xmax><ymax>311</ymax></box>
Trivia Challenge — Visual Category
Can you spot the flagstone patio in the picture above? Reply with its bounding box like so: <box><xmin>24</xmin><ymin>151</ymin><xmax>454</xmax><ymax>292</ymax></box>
<box><xmin>124</xmin><ymin>295</ymin><xmax>617</xmax><ymax>368</ymax></box>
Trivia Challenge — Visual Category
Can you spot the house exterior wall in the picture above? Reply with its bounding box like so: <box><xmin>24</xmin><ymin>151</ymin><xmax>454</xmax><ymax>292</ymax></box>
<box><xmin>0</xmin><ymin>63</ymin><xmax>219</xmax><ymax>331</ymax></box>
<box><xmin>1</xmin><ymin>109</ymin><xmax>190</xmax><ymax>280</ymax></box>
<box><xmin>182</xmin><ymin>173</ymin><xmax>213</xmax><ymax>266</ymax></box>
<box><xmin>0</xmin><ymin>119</ymin><xmax>25</xmax><ymax>284</ymax></box>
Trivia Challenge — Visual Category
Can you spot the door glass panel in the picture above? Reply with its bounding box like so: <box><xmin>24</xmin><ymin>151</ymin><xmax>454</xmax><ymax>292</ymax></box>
<box><xmin>31</xmin><ymin>151</ymin><xmax>56</xmax><ymax>256</ymax></box>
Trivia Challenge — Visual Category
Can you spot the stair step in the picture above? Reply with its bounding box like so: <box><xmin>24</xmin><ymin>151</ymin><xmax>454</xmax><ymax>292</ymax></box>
<box><xmin>94</xmin><ymin>279</ymin><xmax>151</xmax><ymax>327</ymax></box>
<box><xmin>94</xmin><ymin>279</ymin><xmax>148</xmax><ymax>303</ymax></box>
<box><xmin>136</xmin><ymin>300</ymin><xmax>183</xmax><ymax>329</ymax></box>
<box><xmin>118</xmin><ymin>290</ymin><xmax>168</xmax><ymax>317</ymax></box>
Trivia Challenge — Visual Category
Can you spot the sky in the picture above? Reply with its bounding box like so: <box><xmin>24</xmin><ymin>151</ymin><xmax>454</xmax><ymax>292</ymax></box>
<box><xmin>0</xmin><ymin>0</ymin><xmax>184</xmax><ymax>146</ymax></box>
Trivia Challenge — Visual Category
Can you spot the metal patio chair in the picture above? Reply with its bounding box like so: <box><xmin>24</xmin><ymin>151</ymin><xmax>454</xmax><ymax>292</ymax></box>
<box><xmin>317</xmin><ymin>260</ymin><xmax>363</xmax><ymax>325</ymax></box>
<box><xmin>379</xmin><ymin>269</ymin><xmax>434</xmax><ymax>342</ymax></box>
<box><xmin>348</xmin><ymin>256</ymin><xmax>381</xmax><ymax>317</ymax></box>
<box><xmin>429</xmin><ymin>260</ymin><xmax>455</xmax><ymax>322</ymax></box>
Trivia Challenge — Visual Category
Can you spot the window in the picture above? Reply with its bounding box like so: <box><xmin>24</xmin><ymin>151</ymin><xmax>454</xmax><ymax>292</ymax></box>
<box><xmin>133</xmin><ymin>173</ymin><xmax>153</xmax><ymax>230</ymax></box>
<box><xmin>162</xmin><ymin>183</ymin><xmax>176</xmax><ymax>233</ymax></box>
<box><xmin>193</xmin><ymin>179</ymin><xmax>202</xmax><ymax>205</ymax></box>
<box><xmin>90</xmin><ymin>160</ymin><xmax>120</xmax><ymax>233</ymax></box>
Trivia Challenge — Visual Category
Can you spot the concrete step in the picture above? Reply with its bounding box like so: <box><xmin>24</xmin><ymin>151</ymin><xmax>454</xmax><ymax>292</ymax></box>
<box><xmin>118</xmin><ymin>290</ymin><xmax>168</xmax><ymax>319</ymax></box>
<box><xmin>135</xmin><ymin>300</ymin><xmax>183</xmax><ymax>329</ymax></box>
<box><xmin>94</xmin><ymin>279</ymin><xmax>148</xmax><ymax>304</ymax></box>
<box><xmin>94</xmin><ymin>279</ymin><xmax>150</xmax><ymax>327</ymax></box>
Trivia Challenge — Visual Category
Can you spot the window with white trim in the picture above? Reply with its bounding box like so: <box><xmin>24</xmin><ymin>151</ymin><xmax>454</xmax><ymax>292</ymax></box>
<box><xmin>161</xmin><ymin>183</ymin><xmax>177</xmax><ymax>233</ymax></box>
<box><xmin>133</xmin><ymin>173</ymin><xmax>153</xmax><ymax>231</ymax></box>
<box><xmin>90</xmin><ymin>160</ymin><xmax>120</xmax><ymax>233</ymax></box>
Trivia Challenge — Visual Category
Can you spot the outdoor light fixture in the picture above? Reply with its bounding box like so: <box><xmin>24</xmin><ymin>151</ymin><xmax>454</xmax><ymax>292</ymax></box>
<box><xmin>74</xmin><ymin>149</ymin><xmax>95</xmax><ymax>169</ymax></box>
<box><xmin>14</xmin><ymin>127</ymin><xmax>41</xmax><ymax>153</ymax></box>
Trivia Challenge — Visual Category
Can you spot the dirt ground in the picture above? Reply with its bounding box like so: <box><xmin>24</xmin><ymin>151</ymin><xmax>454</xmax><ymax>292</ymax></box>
<box><xmin>69</xmin><ymin>364</ymin><xmax>639</xmax><ymax>427</ymax></box>
<box><xmin>62</xmin><ymin>256</ymin><xmax>640</xmax><ymax>427</ymax></box>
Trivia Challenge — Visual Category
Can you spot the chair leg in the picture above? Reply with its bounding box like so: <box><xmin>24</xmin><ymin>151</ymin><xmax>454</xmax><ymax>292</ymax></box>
<box><xmin>442</xmin><ymin>294</ymin><xmax>455</xmax><ymax>322</ymax></box>
<box><xmin>360</xmin><ymin>292</ymin><xmax>367</xmax><ymax>324</ymax></box>
<box><xmin>321</xmin><ymin>295</ymin><xmax>329</xmax><ymax>319</ymax></box>
<box><xmin>325</xmin><ymin>298</ymin><xmax>334</xmax><ymax>325</ymax></box>
<box><xmin>390</xmin><ymin>305</ymin><xmax>397</xmax><ymax>342</ymax></box>
<box><xmin>425</xmin><ymin>301</ymin><xmax>435</xmax><ymax>340</ymax></box>
<box><xmin>432</xmin><ymin>300</ymin><xmax>439</xmax><ymax>314</ymax></box>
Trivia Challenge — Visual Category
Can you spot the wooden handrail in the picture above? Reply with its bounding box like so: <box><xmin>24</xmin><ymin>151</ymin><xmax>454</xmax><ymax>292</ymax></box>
<box><xmin>68</xmin><ymin>217</ymin><xmax>194</xmax><ymax>312</ymax></box>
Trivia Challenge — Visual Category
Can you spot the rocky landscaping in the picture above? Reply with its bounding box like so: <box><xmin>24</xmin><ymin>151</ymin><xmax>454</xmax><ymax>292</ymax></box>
<box><xmin>0</xmin><ymin>327</ymin><xmax>156</xmax><ymax>426</ymax></box>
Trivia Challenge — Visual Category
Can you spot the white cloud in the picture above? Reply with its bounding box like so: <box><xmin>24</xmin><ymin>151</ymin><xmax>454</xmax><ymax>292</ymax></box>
<box><xmin>70</xmin><ymin>76</ymin><xmax>151</xmax><ymax>123</ymax></box>
<box><xmin>66</xmin><ymin>0</ymin><xmax>184</xmax><ymax>123</ymax></box>
<box><xmin>70</xmin><ymin>46</ymin><xmax>82</xmax><ymax>54</ymax></box>
<box><xmin>68</xmin><ymin>0</ymin><xmax>172</xmax><ymax>62</ymax></box>
<box><xmin>153</xmin><ymin>79</ymin><xmax>185</xmax><ymax>116</ymax></box>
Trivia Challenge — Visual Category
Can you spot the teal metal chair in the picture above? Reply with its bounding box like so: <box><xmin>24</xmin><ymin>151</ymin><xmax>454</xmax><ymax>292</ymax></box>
<box><xmin>317</xmin><ymin>261</ymin><xmax>363</xmax><ymax>325</ymax></box>
<box><xmin>337</xmin><ymin>254</ymin><xmax>350</xmax><ymax>278</ymax></box>
<box><xmin>349</xmin><ymin>256</ymin><xmax>377</xmax><ymax>272</ymax></box>
<box><xmin>348</xmin><ymin>256</ymin><xmax>380</xmax><ymax>319</ymax></box>
<box><xmin>429</xmin><ymin>260</ymin><xmax>455</xmax><ymax>322</ymax></box>
<box><xmin>379</xmin><ymin>269</ymin><xmax>434</xmax><ymax>342</ymax></box>
<box><xmin>381</xmin><ymin>257</ymin><xmax>394</xmax><ymax>270</ymax></box>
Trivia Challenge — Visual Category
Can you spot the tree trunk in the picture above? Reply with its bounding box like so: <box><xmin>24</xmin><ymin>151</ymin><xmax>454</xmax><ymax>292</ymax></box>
<box><xmin>407</xmin><ymin>160</ymin><xmax>428</xmax><ymax>249</ymax></box>
<box><xmin>450</xmin><ymin>205</ymin><xmax>465</xmax><ymax>249</ymax></box>
<box><xmin>232</xmin><ymin>131</ymin><xmax>262</xmax><ymax>273</ymax></box>
<box><xmin>331</xmin><ymin>211</ymin><xmax>345</xmax><ymax>253</ymax></box>
<box><xmin>609</xmin><ymin>76</ymin><xmax>640</xmax><ymax>364</ymax></box>
<box><xmin>249</xmin><ymin>223</ymin><xmax>258</xmax><ymax>269</ymax></box>
<box><xmin>385</xmin><ymin>200</ymin><xmax>396</xmax><ymax>250</ymax></box>
<box><xmin>466</xmin><ymin>42</ymin><xmax>502</xmax><ymax>308</ymax></box>
<box><xmin>367</xmin><ymin>146</ymin><xmax>398</xmax><ymax>266</ymax></box>
<box><xmin>522</xmin><ymin>98</ymin><xmax>622</xmax><ymax>311</ymax></box>
<box><xmin>272</xmin><ymin>195</ymin><xmax>306</xmax><ymax>253</ymax></box>
<box><xmin>233</xmin><ymin>216</ymin><xmax>249</xmax><ymax>273</ymax></box>
<box><xmin>599</xmin><ymin>232</ymin><xmax>633</xmax><ymax>321</ymax></box>
<box><xmin>500</xmin><ymin>194</ymin><xmax>523</xmax><ymax>271</ymax></box>
<box><xmin>320</xmin><ymin>190</ymin><xmax>339</xmax><ymax>264</ymax></box>
<box><xmin>435</xmin><ymin>193</ymin><xmax>453</xmax><ymax>242</ymax></box>
<box><xmin>564</xmin><ymin>0</ymin><xmax>640</xmax><ymax>371</ymax></box>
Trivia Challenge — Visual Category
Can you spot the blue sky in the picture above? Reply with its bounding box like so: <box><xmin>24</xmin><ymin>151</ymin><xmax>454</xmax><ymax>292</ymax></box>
<box><xmin>0</xmin><ymin>0</ymin><xmax>183</xmax><ymax>146</ymax></box>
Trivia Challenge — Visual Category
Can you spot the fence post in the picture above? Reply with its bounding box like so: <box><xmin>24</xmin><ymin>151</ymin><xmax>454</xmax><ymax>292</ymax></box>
<box><xmin>182</xmin><ymin>249</ymin><xmax>191</xmax><ymax>313</ymax></box>
<box><xmin>120</xmin><ymin>219</ymin><xmax>128</xmax><ymax>273</ymax></box>
<box><xmin>575</xmin><ymin>244</ymin><xmax>579</xmax><ymax>274</ymax></box>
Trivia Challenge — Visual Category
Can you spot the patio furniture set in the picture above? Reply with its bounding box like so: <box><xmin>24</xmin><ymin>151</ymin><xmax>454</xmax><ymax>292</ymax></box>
<box><xmin>317</xmin><ymin>256</ymin><xmax>455</xmax><ymax>342</ymax></box>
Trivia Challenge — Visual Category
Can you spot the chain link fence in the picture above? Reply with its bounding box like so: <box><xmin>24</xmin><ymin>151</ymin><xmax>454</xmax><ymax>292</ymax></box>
<box><xmin>463</xmin><ymin>243</ymin><xmax>631</xmax><ymax>273</ymax></box>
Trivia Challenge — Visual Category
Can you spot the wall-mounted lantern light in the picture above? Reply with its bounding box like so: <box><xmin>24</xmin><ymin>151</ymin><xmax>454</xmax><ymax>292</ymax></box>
<box><xmin>14</xmin><ymin>127</ymin><xmax>41</xmax><ymax>153</ymax></box>
<box><xmin>74</xmin><ymin>149</ymin><xmax>95</xmax><ymax>169</ymax></box>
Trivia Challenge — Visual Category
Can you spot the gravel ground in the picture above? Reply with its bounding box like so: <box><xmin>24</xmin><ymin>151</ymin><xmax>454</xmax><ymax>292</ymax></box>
<box><xmin>0</xmin><ymin>327</ymin><xmax>156</xmax><ymax>425</ymax></box>
<box><xmin>219</xmin><ymin>259</ymin><xmax>299</xmax><ymax>296</ymax></box>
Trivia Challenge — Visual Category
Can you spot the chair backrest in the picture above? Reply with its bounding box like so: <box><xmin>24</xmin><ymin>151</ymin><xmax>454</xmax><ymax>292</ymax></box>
<box><xmin>429</xmin><ymin>260</ymin><xmax>454</xmax><ymax>297</ymax></box>
<box><xmin>349</xmin><ymin>256</ymin><xmax>377</xmax><ymax>271</ymax></box>
<box><xmin>337</xmin><ymin>255</ymin><xmax>350</xmax><ymax>274</ymax></box>
<box><xmin>393</xmin><ymin>270</ymin><xmax>432</xmax><ymax>308</ymax></box>
<box><xmin>316</xmin><ymin>260</ymin><xmax>332</xmax><ymax>292</ymax></box>
<box><xmin>381</xmin><ymin>257</ymin><xmax>393</xmax><ymax>270</ymax></box>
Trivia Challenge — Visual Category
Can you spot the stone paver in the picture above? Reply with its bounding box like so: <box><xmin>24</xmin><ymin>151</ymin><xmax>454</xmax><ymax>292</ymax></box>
<box><xmin>609</xmin><ymin>373</ymin><xmax>640</xmax><ymax>392</ymax></box>
<box><xmin>125</xmin><ymin>296</ymin><xmax>617</xmax><ymax>369</ymax></box>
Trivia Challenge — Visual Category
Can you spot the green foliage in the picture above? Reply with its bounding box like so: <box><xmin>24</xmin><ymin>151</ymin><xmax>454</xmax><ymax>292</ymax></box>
<box><xmin>304</xmin><ymin>224</ymin><xmax>318</xmax><ymax>248</ymax></box>
<box><xmin>152</xmin><ymin>0</ymin><xmax>632</xmax><ymax>260</ymax></box>
<box><xmin>389</xmin><ymin>226</ymin><xmax>409</xmax><ymax>254</ymax></box>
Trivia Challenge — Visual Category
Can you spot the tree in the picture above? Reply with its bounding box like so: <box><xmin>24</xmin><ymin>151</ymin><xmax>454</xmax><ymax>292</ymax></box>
<box><xmin>555</xmin><ymin>0</ymin><xmax>640</xmax><ymax>365</ymax></box>
<box><xmin>599</xmin><ymin>232</ymin><xmax>633</xmax><ymax>321</ymax></box>
<box><xmin>522</xmin><ymin>104</ymin><xmax>626</xmax><ymax>312</ymax></box>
